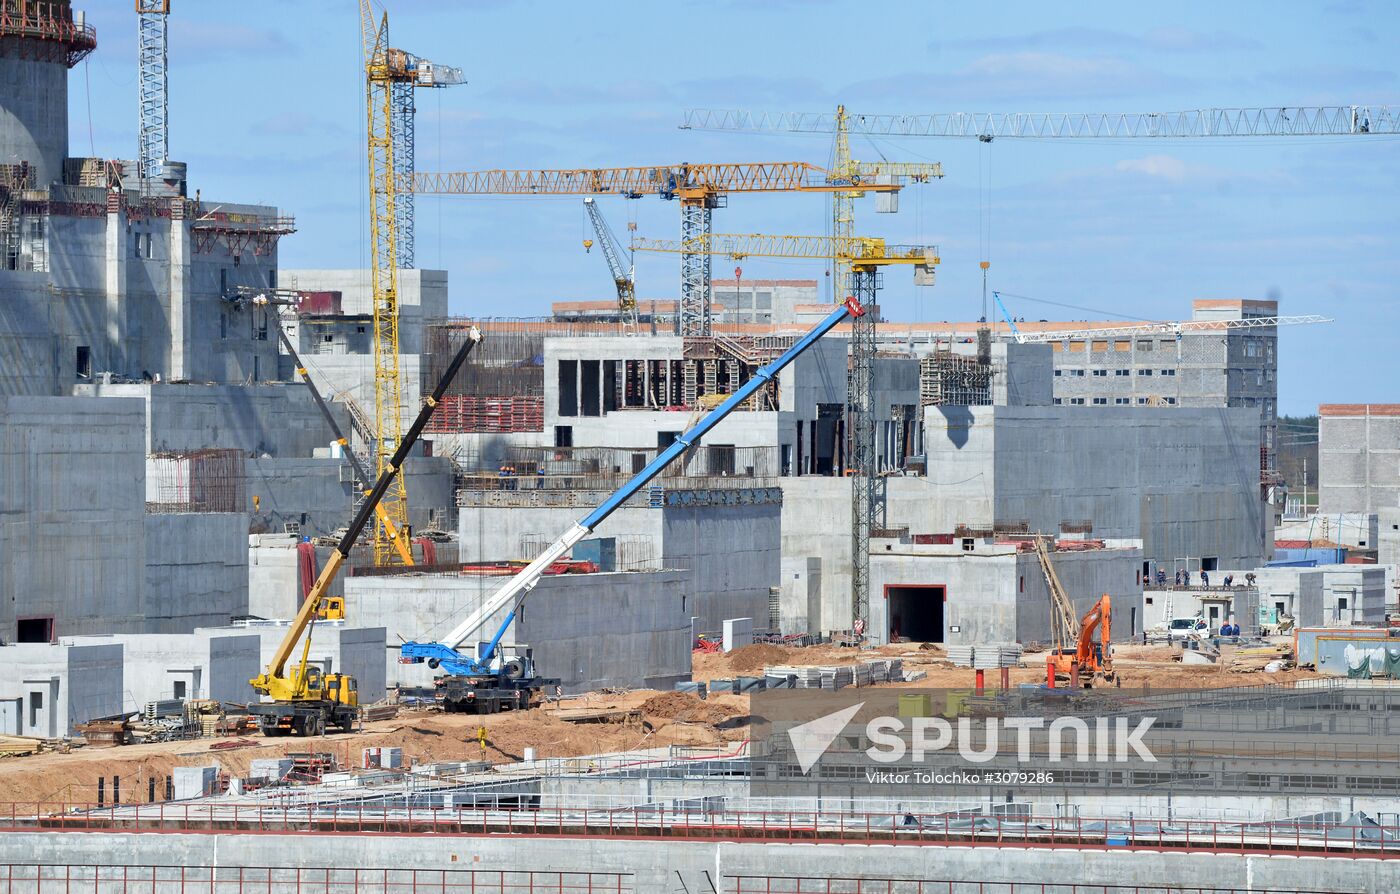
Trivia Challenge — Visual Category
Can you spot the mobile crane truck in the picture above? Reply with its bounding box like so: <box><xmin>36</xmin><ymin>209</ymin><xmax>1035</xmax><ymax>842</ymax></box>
<box><xmin>399</xmin><ymin>297</ymin><xmax>867</xmax><ymax>712</ymax></box>
<box><xmin>247</xmin><ymin>326</ymin><xmax>482</xmax><ymax>736</ymax></box>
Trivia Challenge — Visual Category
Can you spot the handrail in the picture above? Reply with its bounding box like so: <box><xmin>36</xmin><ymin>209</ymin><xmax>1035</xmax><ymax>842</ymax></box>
<box><xmin>3</xmin><ymin>800</ymin><xmax>1395</xmax><ymax>857</ymax></box>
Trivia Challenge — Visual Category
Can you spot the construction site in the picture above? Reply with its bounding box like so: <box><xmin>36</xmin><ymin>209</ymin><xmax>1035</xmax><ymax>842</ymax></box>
<box><xmin>0</xmin><ymin>1</ymin><xmax>1398</xmax><ymax>892</ymax></box>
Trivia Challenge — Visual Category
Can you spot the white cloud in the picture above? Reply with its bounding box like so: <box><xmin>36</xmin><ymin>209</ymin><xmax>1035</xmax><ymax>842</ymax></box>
<box><xmin>1115</xmin><ymin>154</ymin><xmax>1189</xmax><ymax>181</ymax></box>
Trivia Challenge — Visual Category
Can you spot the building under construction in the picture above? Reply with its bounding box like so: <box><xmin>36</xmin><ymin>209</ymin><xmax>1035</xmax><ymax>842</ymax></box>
<box><xmin>1</xmin><ymin>4</ymin><xmax>1387</xmax><ymax>892</ymax></box>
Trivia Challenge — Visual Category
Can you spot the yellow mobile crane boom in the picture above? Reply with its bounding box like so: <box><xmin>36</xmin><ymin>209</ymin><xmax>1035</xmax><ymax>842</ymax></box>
<box><xmin>248</xmin><ymin>326</ymin><xmax>482</xmax><ymax>737</ymax></box>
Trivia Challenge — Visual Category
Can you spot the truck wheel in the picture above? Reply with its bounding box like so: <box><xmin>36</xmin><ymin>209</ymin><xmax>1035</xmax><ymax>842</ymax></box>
<box><xmin>305</xmin><ymin>715</ymin><xmax>323</xmax><ymax>737</ymax></box>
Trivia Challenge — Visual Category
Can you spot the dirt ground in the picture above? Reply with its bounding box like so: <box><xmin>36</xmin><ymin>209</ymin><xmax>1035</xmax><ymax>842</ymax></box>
<box><xmin>0</xmin><ymin>640</ymin><xmax>1319</xmax><ymax>804</ymax></box>
<box><xmin>0</xmin><ymin>690</ymin><xmax>749</xmax><ymax>804</ymax></box>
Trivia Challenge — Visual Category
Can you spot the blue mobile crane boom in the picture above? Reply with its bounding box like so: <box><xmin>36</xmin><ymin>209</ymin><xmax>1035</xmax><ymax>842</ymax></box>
<box><xmin>400</xmin><ymin>297</ymin><xmax>867</xmax><ymax>710</ymax></box>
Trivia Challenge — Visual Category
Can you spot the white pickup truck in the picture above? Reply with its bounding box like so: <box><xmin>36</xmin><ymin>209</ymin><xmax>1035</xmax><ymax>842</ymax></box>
<box><xmin>1162</xmin><ymin>616</ymin><xmax>1210</xmax><ymax>642</ymax></box>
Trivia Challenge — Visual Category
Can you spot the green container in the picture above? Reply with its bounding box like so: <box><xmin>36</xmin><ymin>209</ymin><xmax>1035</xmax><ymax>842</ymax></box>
<box><xmin>898</xmin><ymin>693</ymin><xmax>932</xmax><ymax>718</ymax></box>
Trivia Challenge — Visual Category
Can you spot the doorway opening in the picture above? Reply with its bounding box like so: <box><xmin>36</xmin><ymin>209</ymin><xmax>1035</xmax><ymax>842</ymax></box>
<box><xmin>886</xmin><ymin>585</ymin><xmax>944</xmax><ymax>643</ymax></box>
<box><xmin>16</xmin><ymin>617</ymin><xmax>53</xmax><ymax>643</ymax></box>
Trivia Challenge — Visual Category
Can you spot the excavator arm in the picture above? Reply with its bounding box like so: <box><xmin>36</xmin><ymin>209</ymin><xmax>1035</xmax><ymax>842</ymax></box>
<box><xmin>1075</xmin><ymin>595</ymin><xmax>1112</xmax><ymax>669</ymax></box>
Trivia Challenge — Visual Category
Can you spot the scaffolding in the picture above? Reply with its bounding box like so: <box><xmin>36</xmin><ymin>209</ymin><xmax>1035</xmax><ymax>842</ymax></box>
<box><xmin>146</xmin><ymin>449</ymin><xmax>246</xmax><ymax>514</ymax></box>
<box><xmin>190</xmin><ymin>212</ymin><xmax>296</xmax><ymax>258</ymax></box>
<box><xmin>0</xmin><ymin>1</ymin><xmax>97</xmax><ymax>67</ymax></box>
<box><xmin>919</xmin><ymin>352</ymin><xmax>993</xmax><ymax>406</ymax></box>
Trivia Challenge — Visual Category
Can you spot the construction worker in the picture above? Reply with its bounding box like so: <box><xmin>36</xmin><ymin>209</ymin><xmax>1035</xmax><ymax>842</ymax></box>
<box><xmin>476</xmin><ymin>725</ymin><xmax>488</xmax><ymax>756</ymax></box>
<box><xmin>1200</xmin><ymin>570</ymin><xmax>1210</xmax><ymax>588</ymax></box>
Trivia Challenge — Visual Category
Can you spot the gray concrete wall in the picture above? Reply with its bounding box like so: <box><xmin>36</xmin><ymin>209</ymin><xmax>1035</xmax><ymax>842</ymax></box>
<box><xmin>66</xmin><ymin>644</ymin><xmax>124</xmax><ymax>734</ymax></box>
<box><xmin>347</xmin><ymin>570</ymin><xmax>692</xmax><ymax>693</ymax></box>
<box><xmin>924</xmin><ymin>405</ymin><xmax>1266</xmax><ymax>569</ymax></box>
<box><xmin>3</xmin><ymin>194</ymin><xmax>281</xmax><ymax>394</ymax></box>
<box><xmin>207</xmin><ymin>634</ymin><xmax>261</xmax><ymax>705</ymax></box>
<box><xmin>867</xmin><ymin>544</ymin><xmax>1142</xmax><ymax>646</ymax></box>
<box><xmin>0</xmin><ymin>642</ymin><xmax>124</xmax><ymax>737</ymax></box>
<box><xmin>281</xmin><ymin>269</ymin><xmax>448</xmax><ymax>356</ymax></box>
<box><xmin>0</xmin><ymin>396</ymin><xmax>147</xmax><ymax>641</ymax></box>
<box><xmin>1276</xmin><ymin>512</ymin><xmax>1379</xmax><ymax>550</ymax></box>
<box><xmin>0</xmin><ymin>829</ymin><xmax>1392</xmax><ymax>894</ymax></box>
<box><xmin>460</xmin><ymin>502</ymin><xmax>663</xmax><ymax>567</ymax></box>
<box><xmin>0</xmin><ymin>52</ymin><xmax>68</xmax><ymax>186</ymax></box>
<box><xmin>247</xmin><ymin>534</ymin><xmax>338</xmax><ymax>621</ymax></box>
<box><xmin>75</xmin><ymin>382</ymin><xmax>349</xmax><ymax>457</ymax></box>
<box><xmin>1320</xmin><ymin>408</ymin><xmax>1400</xmax><ymax>514</ymax></box>
<box><xmin>1379</xmin><ymin>507</ymin><xmax>1400</xmax><ymax>571</ymax></box>
<box><xmin>661</xmin><ymin>499</ymin><xmax>779</xmax><ymax>634</ymax></box>
<box><xmin>778</xmin><ymin>476</ymin><xmax>852</xmax><ymax>633</ymax></box>
<box><xmin>337</xmin><ymin>626</ymin><xmax>388</xmax><ymax>704</ymax></box>
<box><xmin>459</xmin><ymin>490</ymin><xmax>779</xmax><ymax>634</ymax></box>
<box><xmin>143</xmin><ymin>513</ymin><xmax>250</xmax><ymax>632</ymax></box>
<box><xmin>1230</xmin><ymin>565</ymin><xmax>1385</xmax><ymax>628</ymax></box>
<box><xmin>62</xmin><ymin>632</ymin><xmax>260</xmax><ymax>714</ymax></box>
<box><xmin>248</xmin><ymin>456</ymin><xmax>455</xmax><ymax>540</ymax></box>
<box><xmin>0</xmin><ymin>270</ymin><xmax>65</xmax><ymax>395</ymax></box>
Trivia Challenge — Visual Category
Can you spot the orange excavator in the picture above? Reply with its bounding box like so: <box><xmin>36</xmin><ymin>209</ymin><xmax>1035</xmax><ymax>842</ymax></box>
<box><xmin>1047</xmin><ymin>594</ymin><xmax>1114</xmax><ymax>686</ymax></box>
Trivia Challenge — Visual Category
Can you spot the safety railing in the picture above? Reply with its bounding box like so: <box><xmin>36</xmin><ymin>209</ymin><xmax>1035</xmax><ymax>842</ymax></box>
<box><xmin>1</xmin><ymin>802</ymin><xmax>1395</xmax><ymax>857</ymax></box>
<box><xmin>0</xmin><ymin>865</ymin><xmax>631</xmax><ymax>893</ymax></box>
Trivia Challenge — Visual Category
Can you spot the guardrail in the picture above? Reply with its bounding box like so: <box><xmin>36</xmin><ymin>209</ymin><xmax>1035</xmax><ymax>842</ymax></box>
<box><xmin>0</xmin><ymin>865</ymin><xmax>631</xmax><ymax>894</ymax></box>
<box><xmin>1</xmin><ymin>803</ymin><xmax>1395</xmax><ymax>857</ymax></box>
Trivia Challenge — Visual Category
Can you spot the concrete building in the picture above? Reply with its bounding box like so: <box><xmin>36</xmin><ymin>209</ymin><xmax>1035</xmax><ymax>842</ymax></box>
<box><xmin>1044</xmin><ymin>300</ymin><xmax>1278</xmax><ymax>458</ymax></box>
<box><xmin>552</xmin><ymin>278</ymin><xmax>821</xmax><ymax>326</ymax></box>
<box><xmin>868</xmin><ymin>538</ymin><xmax>1145</xmax><ymax>644</ymax></box>
<box><xmin>1319</xmin><ymin>403</ymin><xmax>1400</xmax><ymax>514</ymax></box>
<box><xmin>1145</xmin><ymin>564</ymin><xmax>1388</xmax><ymax>631</ymax></box>
<box><xmin>347</xmin><ymin>569</ymin><xmax>691</xmax><ymax>693</ymax></box>
<box><xmin>1</xmin><ymin>3</ymin><xmax>288</xmax><ymax>400</ymax></box>
<box><xmin>0</xmin><ymin>621</ymin><xmax>385</xmax><ymax>735</ymax></box>
<box><xmin>460</xmin><ymin>485</ymin><xmax>781</xmax><ymax>634</ymax></box>
<box><xmin>1241</xmin><ymin>564</ymin><xmax>1388</xmax><ymax>628</ymax></box>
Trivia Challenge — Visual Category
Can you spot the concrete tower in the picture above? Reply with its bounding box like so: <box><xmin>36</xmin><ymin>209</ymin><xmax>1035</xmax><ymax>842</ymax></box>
<box><xmin>0</xmin><ymin>1</ymin><xmax>95</xmax><ymax>185</ymax></box>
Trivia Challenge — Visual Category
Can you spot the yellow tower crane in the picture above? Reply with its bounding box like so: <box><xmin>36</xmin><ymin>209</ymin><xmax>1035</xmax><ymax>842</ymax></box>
<box><xmin>679</xmin><ymin>107</ymin><xmax>943</xmax><ymax>306</ymax></box>
<box><xmin>411</xmin><ymin>162</ymin><xmax>914</xmax><ymax>338</ymax></box>
<box><xmin>631</xmin><ymin>233</ymin><xmax>939</xmax><ymax>635</ymax></box>
<box><xmin>358</xmin><ymin>0</ymin><xmax>462</xmax><ymax>565</ymax></box>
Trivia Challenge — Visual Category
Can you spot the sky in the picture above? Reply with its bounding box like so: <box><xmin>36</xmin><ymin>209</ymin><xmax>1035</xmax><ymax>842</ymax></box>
<box><xmin>67</xmin><ymin>0</ymin><xmax>1399</xmax><ymax>415</ymax></box>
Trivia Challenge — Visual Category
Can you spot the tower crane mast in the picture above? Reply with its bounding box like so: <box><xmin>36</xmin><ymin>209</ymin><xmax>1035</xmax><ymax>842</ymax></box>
<box><xmin>135</xmin><ymin>1</ymin><xmax>169</xmax><ymax>182</ymax></box>
<box><xmin>357</xmin><ymin>1</ymin><xmax>463</xmax><ymax>565</ymax></box>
